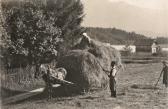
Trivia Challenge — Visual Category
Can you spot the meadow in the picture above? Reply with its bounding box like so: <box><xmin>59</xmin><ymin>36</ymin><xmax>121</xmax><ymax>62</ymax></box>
<box><xmin>1</xmin><ymin>62</ymin><xmax>168</xmax><ymax>109</ymax></box>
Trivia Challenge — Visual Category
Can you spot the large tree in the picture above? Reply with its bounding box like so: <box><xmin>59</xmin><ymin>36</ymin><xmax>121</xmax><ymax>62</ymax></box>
<box><xmin>2</xmin><ymin>0</ymin><xmax>84</xmax><ymax>66</ymax></box>
<box><xmin>2</xmin><ymin>1</ymin><xmax>62</xmax><ymax>65</ymax></box>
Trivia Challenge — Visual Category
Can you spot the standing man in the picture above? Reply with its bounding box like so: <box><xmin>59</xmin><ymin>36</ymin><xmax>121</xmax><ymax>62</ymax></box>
<box><xmin>109</xmin><ymin>61</ymin><xmax>118</xmax><ymax>97</ymax></box>
<box><xmin>161</xmin><ymin>61</ymin><xmax>168</xmax><ymax>88</ymax></box>
<box><xmin>103</xmin><ymin>61</ymin><xmax>120</xmax><ymax>97</ymax></box>
<box><xmin>155</xmin><ymin>61</ymin><xmax>168</xmax><ymax>88</ymax></box>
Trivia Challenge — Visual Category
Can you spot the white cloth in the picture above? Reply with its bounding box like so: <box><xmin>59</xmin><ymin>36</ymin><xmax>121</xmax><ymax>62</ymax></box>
<box><xmin>112</xmin><ymin>66</ymin><xmax>117</xmax><ymax>77</ymax></box>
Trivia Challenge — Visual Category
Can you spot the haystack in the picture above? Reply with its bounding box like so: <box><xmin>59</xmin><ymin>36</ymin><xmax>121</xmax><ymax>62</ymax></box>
<box><xmin>57</xmin><ymin>36</ymin><xmax>121</xmax><ymax>93</ymax></box>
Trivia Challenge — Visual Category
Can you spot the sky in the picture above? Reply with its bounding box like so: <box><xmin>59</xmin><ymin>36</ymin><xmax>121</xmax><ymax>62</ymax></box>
<box><xmin>108</xmin><ymin>0</ymin><xmax>168</xmax><ymax>10</ymax></box>
<box><xmin>81</xmin><ymin>0</ymin><xmax>168</xmax><ymax>37</ymax></box>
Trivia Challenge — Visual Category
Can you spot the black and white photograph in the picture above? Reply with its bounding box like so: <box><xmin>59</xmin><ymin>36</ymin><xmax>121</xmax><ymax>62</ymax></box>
<box><xmin>0</xmin><ymin>0</ymin><xmax>168</xmax><ymax>109</ymax></box>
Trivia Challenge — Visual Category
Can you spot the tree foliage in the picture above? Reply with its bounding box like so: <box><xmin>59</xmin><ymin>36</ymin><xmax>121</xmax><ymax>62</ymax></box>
<box><xmin>2</xmin><ymin>2</ymin><xmax>62</xmax><ymax>64</ymax></box>
<box><xmin>46</xmin><ymin>0</ymin><xmax>85</xmax><ymax>49</ymax></box>
<box><xmin>2</xmin><ymin>0</ymin><xmax>84</xmax><ymax>65</ymax></box>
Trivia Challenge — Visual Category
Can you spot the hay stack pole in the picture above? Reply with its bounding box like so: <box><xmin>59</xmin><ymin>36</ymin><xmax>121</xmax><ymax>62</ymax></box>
<box><xmin>3</xmin><ymin>84</ymin><xmax>60</xmax><ymax>105</ymax></box>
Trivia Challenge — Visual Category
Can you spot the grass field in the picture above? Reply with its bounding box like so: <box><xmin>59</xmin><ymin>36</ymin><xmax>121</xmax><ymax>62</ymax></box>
<box><xmin>1</xmin><ymin>62</ymin><xmax>168</xmax><ymax>109</ymax></box>
<box><xmin>0</xmin><ymin>65</ymin><xmax>45</xmax><ymax>99</ymax></box>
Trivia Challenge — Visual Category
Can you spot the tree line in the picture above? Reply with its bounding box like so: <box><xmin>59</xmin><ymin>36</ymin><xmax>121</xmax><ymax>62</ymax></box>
<box><xmin>86</xmin><ymin>27</ymin><xmax>152</xmax><ymax>45</ymax></box>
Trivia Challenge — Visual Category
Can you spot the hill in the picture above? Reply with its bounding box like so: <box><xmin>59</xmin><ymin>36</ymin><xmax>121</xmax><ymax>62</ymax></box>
<box><xmin>82</xmin><ymin>0</ymin><xmax>168</xmax><ymax>37</ymax></box>
<box><xmin>85</xmin><ymin>27</ymin><xmax>150</xmax><ymax>45</ymax></box>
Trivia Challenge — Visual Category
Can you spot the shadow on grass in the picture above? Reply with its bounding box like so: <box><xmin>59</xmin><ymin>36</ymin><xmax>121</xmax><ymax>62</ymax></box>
<box><xmin>1</xmin><ymin>87</ymin><xmax>26</xmax><ymax>99</ymax></box>
<box><xmin>3</xmin><ymin>85</ymin><xmax>82</xmax><ymax>105</ymax></box>
<box><xmin>80</xmin><ymin>96</ymin><xmax>100</xmax><ymax>100</ymax></box>
<box><xmin>3</xmin><ymin>85</ymin><xmax>108</xmax><ymax>105</ymax></box>
<box><xmin>130</xmin><ymin>84</ymin><xmax>159</xmax><ymax>90</ymax></box>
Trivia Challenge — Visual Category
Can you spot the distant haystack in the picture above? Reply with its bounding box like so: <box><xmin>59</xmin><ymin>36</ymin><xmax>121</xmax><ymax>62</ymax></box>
<box><xmin>57</xmin><ymin>34</ymin><xmax>121</xmax><ymax>93</ymax></box>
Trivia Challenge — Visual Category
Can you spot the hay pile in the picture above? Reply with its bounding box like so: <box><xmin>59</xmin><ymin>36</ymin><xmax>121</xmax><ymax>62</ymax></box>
<box><xmin>57</xmin><ymin>37</ymin><xmax>121</xmax><ymax>93</ymax></box>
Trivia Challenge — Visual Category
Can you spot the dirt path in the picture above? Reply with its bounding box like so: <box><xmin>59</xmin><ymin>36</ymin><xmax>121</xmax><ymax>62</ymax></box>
<box><xmin>2</xmin><ymin>63</ymin><xmax>168</xmax><ymax>109</ymax></box>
